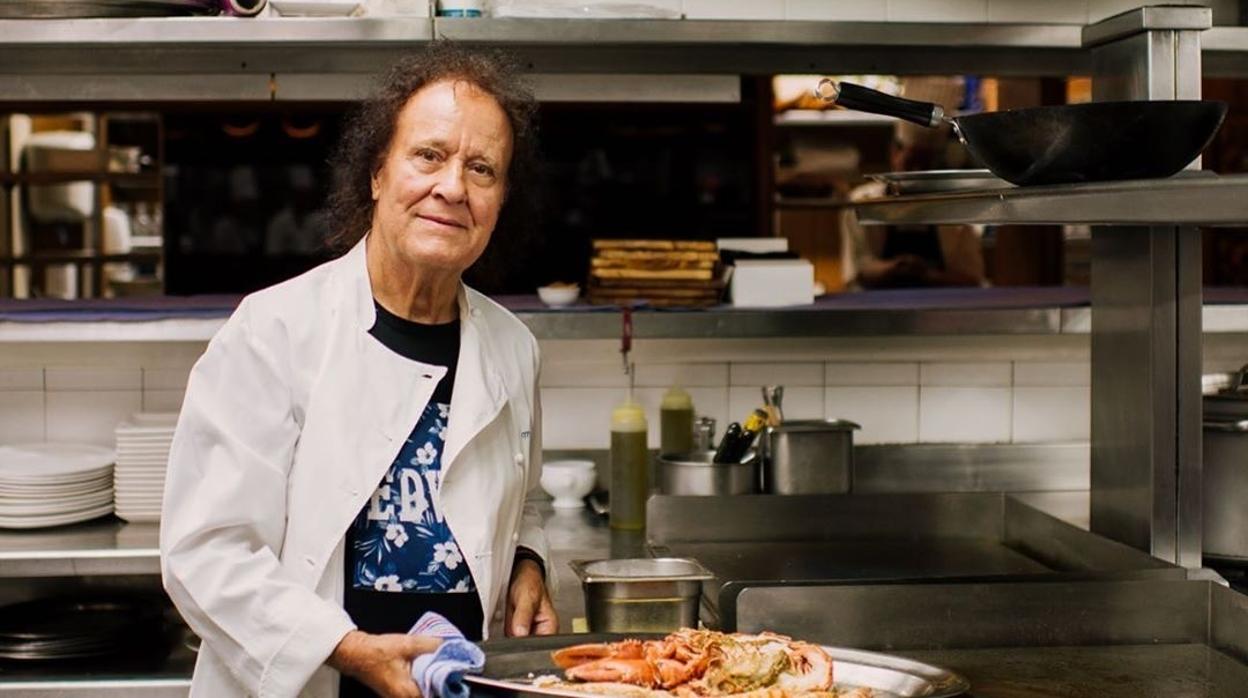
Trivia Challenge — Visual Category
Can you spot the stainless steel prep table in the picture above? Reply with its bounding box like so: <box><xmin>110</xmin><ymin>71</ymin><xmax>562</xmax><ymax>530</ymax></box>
<box><xmin>645</xmin><ymin>493</ymin><xmax>1185</xmax><ymax>629</ymax></box>
<box><xmin>731</xmin><ymin>578</ymin><xmax>1248</xmax><ymax>698</ymax></box>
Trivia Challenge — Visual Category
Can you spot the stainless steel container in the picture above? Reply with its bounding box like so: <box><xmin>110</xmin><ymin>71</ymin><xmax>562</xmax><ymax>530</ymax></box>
<box><xmin>764</xmin><ymin>419</ymin><xmax>860</xmax><ymax>494</ymax></box>
<box><xmin>1203</xmin><ymin>417</ymin><xmax>1248</xmax><ymax>562</ymax></box>
<box><xmin>571</xmin><ymin>558</ymin><xmax>713</xmax><ymax>633</ymax></box>
<box><xmin>657</xmin><ymin>450</ymin><xmax>758</xmax><ymax>496</ymax></box>
<box><xmin>1203</xmin><ymin>367</ymin><xmax>1248</xmax><ymax>563</ymax></box>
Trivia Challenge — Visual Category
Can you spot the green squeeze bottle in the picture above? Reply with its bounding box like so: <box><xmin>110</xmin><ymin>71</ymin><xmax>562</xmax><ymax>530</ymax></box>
<box><xmin>610</xmin><ymin>400</ymin><xmax>649</xmax><ymax>531</ymax></box>
<box><xmin>660</xmin><ymin>385</ymin><xmax>695</xmax><ymax>456</ymax></box>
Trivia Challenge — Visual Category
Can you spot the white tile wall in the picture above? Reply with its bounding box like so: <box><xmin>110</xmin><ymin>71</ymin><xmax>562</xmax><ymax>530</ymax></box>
<box><xmin>143</xmin><ymin>389</ymin><xmax>186</xmax><ymax>413</ymax></box>
<box><xmin>0</xmin><ymin>369</ymin><xmax>42</xmax><ymax>391</ymax></box>
<box><xmin>540</xmin><ymin>361</ymin><xmax>629</xmax><ymax>388</ymax></box>
<box><xmin>682</xmin><ymin>0</ymin><xmax>784</xmax><ymax>20</ymax></box>
<box><xmin>541</xmin><ymin>388</ymin><xmax>623</xmax><ymax>449</ymax></box>
<box><xmin>0</xmin><ymin>391</ymin><xmax>44</xmax><ymax>443</ymax></box>
<box><xmin>826</xmin><ymin>386</ymin><xmax>919</xmax><ymax>444</ymax></box>
<box><xmin>45</xmin><ymin>390</ymin><xmax>141</xmax><ymax>446</ymax></box>
<box><xmin>0</xmin><ymin>342</ymin><xmax>1128</xmax><ymax>452</ymax></box>
<box><xmin>634</xmin><ymin>362</ymin><xmax>729</xmax><ymax>388</ymax></box>
<box><xmin>1013</xmin><ymin>387</ymin><xmax>1090</xmax><ymax>442</ymax></box>
<box><xmin>889</xmin><ymin>0</ymin><xmax>988</xmax><ymax>22</ymax></box>
<box><xmin>988</xmin><ymin>0</ymin><xmax>1087</xmax><ymax>23</ymax></box>
<box><xmin>785</xmin><ymin>0</ymin><xmax>886</xmax><ymax>21</ymax></box>
<box><xmin>826</xmin><ymin>362</ymin><xmax>918</xmax><ymax>386</ymax></box>
<box><xmin>730</xmin><ymin>362</ymin><xmax>823</xmax><ymax>386</ymax></box>
<box><xmin>920</xmin><ymin>362</ymin><xmax>1011</xmax><ymax>387</ymax></box>
<box><xmin>919</xmin><ymin>387</ymin><xmax>1012</xmax><ymax>442</ymax></box>
<box><xmin>141</xmin><ymin>367</ymin><xmax>192</xmax><ymax>391</ymax></box>
<box><xmin>46</xmin><ymin>367</ymin><xmax>141</xmax><ymax>391</ymax></box>
<box><xmin>1013</xmin><ymin>362</ymin><xmax>1090</xmax><ymax>387</ymax></box>
<box><xmin>729</xmin><ymin>385</ymin><xmax>823</xmax><ymax>422</ymax></box>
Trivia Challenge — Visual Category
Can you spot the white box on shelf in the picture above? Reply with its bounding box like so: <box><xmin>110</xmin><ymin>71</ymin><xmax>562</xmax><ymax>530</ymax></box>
<box><xmin>730</xmin><ymin>259</ymin><xmax>814</xmax><ymax>308</ymax></box>
<box><xmin>717</xmin><ymin>237</ymin><xmax>789</xmax><ymax>254</ymax></box>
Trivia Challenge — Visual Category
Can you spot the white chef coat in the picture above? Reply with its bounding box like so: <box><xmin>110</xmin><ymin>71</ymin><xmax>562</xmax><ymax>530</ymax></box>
<box><xmin>160</xmin><ymin>236</ymin><xmax>548</xmax><ymax>698</ymax></box>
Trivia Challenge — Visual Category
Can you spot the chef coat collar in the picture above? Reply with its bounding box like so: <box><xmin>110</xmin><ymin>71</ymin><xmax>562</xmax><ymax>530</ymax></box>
<box><xmin>342</xmin><ymin>234</ymin><xmax>484</xmax><ymax>336</ymax></box>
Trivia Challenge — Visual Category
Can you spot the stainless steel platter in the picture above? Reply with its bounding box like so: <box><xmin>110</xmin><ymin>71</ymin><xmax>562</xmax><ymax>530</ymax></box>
<box><xmin>467</xmin><ymin>634</ymin><xmax>969</xmax><ymax>698</ymax></box>
<box><xmin>867</xmin><ymin>169</ymin><xmax>1012</xmax><ymax>195</ymax></box>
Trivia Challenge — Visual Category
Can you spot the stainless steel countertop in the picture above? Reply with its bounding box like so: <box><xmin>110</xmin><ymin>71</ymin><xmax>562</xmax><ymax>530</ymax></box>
<box><xmin>537</xmin><ymin>490</ymin><xmax>1109</xmax><ymax>634</ymax></box>
<box><xmin>534</xmin><ymin>504</ymin><xmax>619</xmax><ymax>633</ymax></box>
<box><xmin>902</xmin><ymin>644</ymin><xmax>1248</xmax><ymax>698</ymax></box>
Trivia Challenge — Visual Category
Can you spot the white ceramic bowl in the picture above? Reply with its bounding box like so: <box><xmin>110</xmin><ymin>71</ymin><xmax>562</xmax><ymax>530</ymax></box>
<box><xmin>541</xmin><ymin>460</ymin><xmax>596</xmax><ymax>510</ymax></box>
<box><xmin>537</xmin><ymin>284</ymin><xmax>580</xmax><ymax>307</ymax></box>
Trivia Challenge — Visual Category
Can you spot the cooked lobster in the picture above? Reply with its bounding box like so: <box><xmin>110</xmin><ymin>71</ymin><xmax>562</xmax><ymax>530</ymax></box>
<box><xmin>550</xmin><ymin>629</ymin><xmax>835</xmax><ymax>696</ymax></box>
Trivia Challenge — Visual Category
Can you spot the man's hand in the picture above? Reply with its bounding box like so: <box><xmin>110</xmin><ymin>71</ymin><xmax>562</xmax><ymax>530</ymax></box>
<box><xmin>328</xmin><ymin>630</ymin><xmax>442</xmax><ymax>698</ymax></box>
<box><xmin>505</xmin><ymin>558</ymin><xmax>558</xmax><ymax>637</ymax></box>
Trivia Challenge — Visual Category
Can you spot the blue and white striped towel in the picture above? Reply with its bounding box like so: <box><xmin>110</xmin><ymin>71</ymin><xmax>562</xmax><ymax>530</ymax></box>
<box><xmin>409</xmin><ymin>612</ymin><xmax>485</xmax><ymax>698</ymax></box>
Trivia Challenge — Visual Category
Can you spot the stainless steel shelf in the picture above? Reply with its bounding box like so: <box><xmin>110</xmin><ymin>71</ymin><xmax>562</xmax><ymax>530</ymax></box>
<box><xmin>0</xmin><ymin>637</ymin><xmax>194</xmax><ymax>696</ymax></box>
<box><xmin>518</xmin><ymin>306</ymin><xmax>1064</xmax><ymax>338</ymax></box>
<box><xmin>0</xmin><ymin>518</ymin><xmax>160</xmax><ymax>577</ymax></box>
<box><xmin>853</xmin><ymin>174</ymin><xmax>1248</xmax><ymax>227</ymax></box>
<box><xmin>0</xmin><ymin>17</ymin><xmax>436</xmax><ymax>101</ymax></box>
<box><xmin>0</xmin><ymin>678</ymin><xmax>190</xmax><ymax>696</ymax></box>
<box><xmin>0</xmin><ymin>16</ymin><xmax>434</xmax><ymax>45</ymax></box>
<box><xmin>5</xmin><ymin>302</ymin><xmax>1248</xmax><ymax>341</ymax></box>
<box><xmin>433</xmin><ymin>17</ymin><xmax>1084</xmax><ymax>48</ymax></box>
<box><xmin>0</xmin><ymin>17</ymin><xmax>1092</xmax><ymax>95</ymax></box>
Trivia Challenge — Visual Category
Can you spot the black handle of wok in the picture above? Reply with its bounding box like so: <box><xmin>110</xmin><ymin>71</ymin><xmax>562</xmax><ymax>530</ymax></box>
<box><xmin>817</xmin><ymin>80</ymin><xmax>944</xmax><ymax>128</ymax></box>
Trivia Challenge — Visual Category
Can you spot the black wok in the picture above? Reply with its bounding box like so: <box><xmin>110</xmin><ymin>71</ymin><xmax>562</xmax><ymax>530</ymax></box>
<box><xmin>816</xmin><ymin>79</ymin><xmax>1228</xmax><ymax>187</ymax></box>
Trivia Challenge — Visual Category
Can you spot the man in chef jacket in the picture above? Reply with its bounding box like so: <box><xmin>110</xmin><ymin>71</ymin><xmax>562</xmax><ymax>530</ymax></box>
<box><xmin>161</xmin><ymin>44</ymin><xmax>556</xmax><ymax>698</ymax></box>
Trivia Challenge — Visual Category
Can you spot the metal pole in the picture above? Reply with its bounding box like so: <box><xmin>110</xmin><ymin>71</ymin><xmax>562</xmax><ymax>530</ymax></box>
<box><xmin>1090</xmin><ymin>226</ymin><xmax>1202</xmax><ymax>567</ymax></box>
<box><xmin>1085</xmin><ymin>6</ymin><xmax>1209</xmax><ymax>567</ymax></box>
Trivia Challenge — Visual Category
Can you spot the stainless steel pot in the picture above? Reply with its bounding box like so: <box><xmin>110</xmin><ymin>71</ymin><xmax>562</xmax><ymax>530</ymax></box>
<box><xmin>657</xmin><ymin>450</ymin><xmax>757</xmax><ymax>496</ymax></box>
<box><xmin>764</xmin><ymin>419</ymin><xmax>860</xmax><ymax>494</ymax></box>
<box><xmin>1203</xmin><ymin>416</ymin><xmax>1248</xmax><ymax>562</ymax></box>
<box><xmin>1204</xmin><ymin>366</ymin><xmax>1248</xmax><ymax>562</ymax></box>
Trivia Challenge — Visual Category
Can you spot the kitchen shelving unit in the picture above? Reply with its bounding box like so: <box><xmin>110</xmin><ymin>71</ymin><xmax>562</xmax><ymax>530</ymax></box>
<box><xmin>1</xmin><ymin>112</ymin><xmax>164</xmax><ymax>299</ymax></box>
<box><xmin>0</xmin><ymin>4</ymin><xmax>1244</xmax><ymax>696</ymax></box>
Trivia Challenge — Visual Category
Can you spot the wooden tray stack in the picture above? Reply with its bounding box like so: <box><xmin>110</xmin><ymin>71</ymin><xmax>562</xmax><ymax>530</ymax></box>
<box><xmin>588</xmin><ymin>240</ymin><xmax>725</xmax><ymax>308</ymax></box>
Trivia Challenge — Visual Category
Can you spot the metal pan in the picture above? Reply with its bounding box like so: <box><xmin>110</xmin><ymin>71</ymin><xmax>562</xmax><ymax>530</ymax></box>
<box><xmin>816</xmin><ymin>79</ymin><xmax>1228</xmax><ymax>187</ymax></box>
<box><xmin>466</xmin><ymin>633</ymin><xmax>970</xmax><ymax>698</ymax></box>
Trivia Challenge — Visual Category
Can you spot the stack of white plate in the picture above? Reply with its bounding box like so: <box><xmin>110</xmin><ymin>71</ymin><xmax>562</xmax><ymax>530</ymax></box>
<box><xmin>0</xmin><ymin>444</ymin><xmax>115</xmax><ymax>529</ymax></box>
<box><xmin>114</xmin><ymin>413</ymin><xmax>177</xmax><ymax>523</ymax></box>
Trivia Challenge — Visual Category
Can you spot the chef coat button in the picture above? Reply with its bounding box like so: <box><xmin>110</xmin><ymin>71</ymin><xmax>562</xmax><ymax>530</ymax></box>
<box><xmin>514</xmin><ymin>452</ymin><xmax>524</xmax><ymax>465</ymax></box>
<box><xmin>512</xmin><ymin>532</ymin><xmax>520</xmax><ymax>542</ymax></box>
<box><xmin>470</xmin><ymin>308</ymin><xmax>481</xmax><ymax>317</ymax></box>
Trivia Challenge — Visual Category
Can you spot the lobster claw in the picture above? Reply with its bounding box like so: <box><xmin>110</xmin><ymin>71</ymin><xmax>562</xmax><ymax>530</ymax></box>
<box><xmin>552</xmin><ymin>640</ymin><xmax>644</xmax><ymax>669</ymax></box>
<box><xmin>566</xmin><ymin>658</ymin><xmax>659</xmax><ymax>687</ymax></box>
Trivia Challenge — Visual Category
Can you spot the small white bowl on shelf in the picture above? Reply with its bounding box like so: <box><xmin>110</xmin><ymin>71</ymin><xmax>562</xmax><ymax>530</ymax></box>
<box><xmin>541</xmin><ymin>460</ymin><xmax>596</xmax><ymax>510</ymax></box>
<box><xmin>537</xmin><ymin>283</ymin><xmax>580</xmax><ymax>308</ymax></box>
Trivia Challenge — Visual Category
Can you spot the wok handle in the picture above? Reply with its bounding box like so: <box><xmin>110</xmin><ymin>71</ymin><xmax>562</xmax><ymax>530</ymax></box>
<box><xmin>815</xmin><ymin>79</ymin><xmax>944</xmax><ymax>128</ymax></box>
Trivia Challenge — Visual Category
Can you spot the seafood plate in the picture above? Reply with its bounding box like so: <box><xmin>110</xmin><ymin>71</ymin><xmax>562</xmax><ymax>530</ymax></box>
<box><xmin>466</xmin><ymin>630</ymin><xmax>968</xmax><ymax>698</ymax></box>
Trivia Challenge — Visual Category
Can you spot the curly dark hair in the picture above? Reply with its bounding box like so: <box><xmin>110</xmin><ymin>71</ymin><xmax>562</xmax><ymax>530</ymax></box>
<box><xmin>325</xmin><ymin>42</ymin><xmax>540</xmax><ymax>277</ymax></box>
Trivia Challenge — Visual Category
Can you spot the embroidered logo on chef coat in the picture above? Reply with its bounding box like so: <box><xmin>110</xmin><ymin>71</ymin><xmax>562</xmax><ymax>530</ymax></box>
<box><xmin>348</xmin><ymin>401</ymin><xmax>476</xmax><ymax>594</ymax></box>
